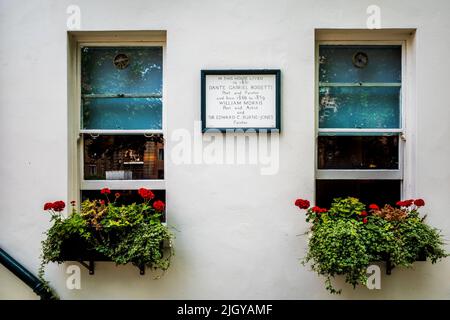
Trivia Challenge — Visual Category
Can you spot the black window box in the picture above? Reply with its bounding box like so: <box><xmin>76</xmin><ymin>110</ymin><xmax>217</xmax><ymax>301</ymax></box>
<box><xmin>57</xmin><ymin>236</ymin><xmax>163</xmax><ymax>275</ymax></box>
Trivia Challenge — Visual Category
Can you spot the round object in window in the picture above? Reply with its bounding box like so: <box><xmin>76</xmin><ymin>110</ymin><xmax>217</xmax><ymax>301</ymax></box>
<box><xmin>352</xmin><ymin>51</ymin><xmax>369</xmax><ymax>68</ymax></box>
<box><xmin>113</xmin><ymin>53</ymin><xmax>130</xmax><ymax>69</ymax></box>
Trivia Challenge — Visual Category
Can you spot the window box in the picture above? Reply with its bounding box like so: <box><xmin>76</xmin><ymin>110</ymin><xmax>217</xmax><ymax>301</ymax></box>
<box><xmin>57</xmin><ymin>235</ymin><xmax>166</xmax><ymax>275</ymax></box>
<box><xmin>294</xmin><ymin>197</ymin><xmax>447</xmax><ymax>294</ymax></box>
<box><xmin>39</xmin><ymin>188</ymin><xmax>173</xmax><ymax>282</ymax></box>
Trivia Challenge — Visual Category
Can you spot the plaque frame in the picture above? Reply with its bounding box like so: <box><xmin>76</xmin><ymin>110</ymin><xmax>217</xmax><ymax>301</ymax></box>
<box><xmin>201</xmin><ymin>69</ymin><xmax>281</xmax><ymax>132</ymax></box>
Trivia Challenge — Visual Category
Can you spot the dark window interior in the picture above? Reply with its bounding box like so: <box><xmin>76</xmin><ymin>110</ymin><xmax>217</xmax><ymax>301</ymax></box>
<box><xmin>315</xmin><ymin>180</ymin><xmax>401</xmax><ymax>208</ymax></box>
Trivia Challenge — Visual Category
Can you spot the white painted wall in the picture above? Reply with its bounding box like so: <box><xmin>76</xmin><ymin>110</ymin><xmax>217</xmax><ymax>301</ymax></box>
<box><xmin>0</xmin><ymin>0</ymin><xmax>449</xmax><ymax>299</ymax></box>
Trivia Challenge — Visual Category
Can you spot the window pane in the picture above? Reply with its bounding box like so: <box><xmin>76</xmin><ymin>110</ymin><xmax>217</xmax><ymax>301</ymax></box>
<box><xmin>81</xmin><ymin>47</ymin><xmax>162</xmax><ymax>95</ymax></box>
<box><xmin>319</xmin><ymin>86</ymin><xmax>400</xmax><ymax>129</ymax></box>
<box><xmin>319</xmin><ymin>45</ymin><xmax>401</xmax><ymax>83</ymax></box>
<box><xmin>83</xmin><ymin>135</ymin><xmax>164</xmax><ymax>180</ymax></box>
<box><xmin>315</xmin><ymin>180</ymin><xmax>400</xmax><ymax>208</ymax></box>
<box><xmin>81</xmin><ymin>189</ymin><xmax>166</xmax><ymax>222</ymax></box>
<box><xmin>82</xmin><ymin>97</ymin><xmax>162</xmax><ymax>130</ymax></box>
<box><xmin>318</xmin><ymin>135</ymin><xmax>399</xmax><ymax>169</ymax></box>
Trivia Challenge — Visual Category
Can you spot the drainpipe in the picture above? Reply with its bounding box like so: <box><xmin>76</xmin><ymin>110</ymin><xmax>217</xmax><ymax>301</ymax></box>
<box><xmin>0</xmin><ymin>247</ymin><xmax>58</xmax><ymax>300</ymax></box>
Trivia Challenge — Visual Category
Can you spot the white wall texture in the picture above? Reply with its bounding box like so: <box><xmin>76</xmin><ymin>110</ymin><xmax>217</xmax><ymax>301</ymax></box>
<box><xmin>0</xmin><ymin>0</ymin><xmax>449</xmax><ymax>299</ymax></box>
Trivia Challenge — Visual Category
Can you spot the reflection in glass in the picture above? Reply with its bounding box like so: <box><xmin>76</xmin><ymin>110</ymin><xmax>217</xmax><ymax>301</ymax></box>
<box><xmin>315</xmin><ymin>180</ymin><xmax>401</xmax><ymax>208</ymax></box>
<box><xmin>82</xmin><ymin>97</ymin><xmax>162</xmax><ymax>130</ymax></box>
<box><xmin>319</xmin><ymin>86</ymin><xmax>400</xmax><ymax>129</ymax></box>
<box><xmin>318</xmin><ymin>135</ymin><xmax>399</xmax><ymax>169</ymax></box>
<box><xmin>83</xmin><ymin>135</ymin><xmax>164</xmax><ymax>180</ymax></box>
<box><xmin>81</xmin><ymin>47</ymin><xmax>162</xmax><ymax>95</ymax></box>
<box><xmin>81</xmin><ymin>46</ymin><xmax>163</xmax><ymax>130</ymax></box>
<box><xmin>319</xmin><ymin>45</ymin><xmax>401</xmax><ymax>83</ymax></box>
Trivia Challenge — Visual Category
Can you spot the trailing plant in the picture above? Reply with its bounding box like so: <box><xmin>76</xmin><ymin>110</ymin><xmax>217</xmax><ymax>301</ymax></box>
<box><xmin>39</xmin><ymin>188</ymin><xmax>173</xmax><ymax>284</ymax></box>
<box><xmin>294</xmin><ymin>197</ymin><xmax>448</xmax><ymax>294</ymax></box>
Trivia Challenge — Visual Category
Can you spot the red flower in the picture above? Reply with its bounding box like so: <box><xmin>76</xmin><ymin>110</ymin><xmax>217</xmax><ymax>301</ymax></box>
<box><xmin>43</xmin><ymin>202</ymin><xmax>53</xmax><ymax>211</ymax></box>
<box><xmin>363</xmin><ymin>217</ymin><xmax>368</xmax><ymax>224</ymax></box>
<box><xmin>138</xmin><ymin>188</ymin><xmax>155</xmax><ymax>200</ymax></box>
<box><xmin>52</xmin><ymin>201</ymin><xmax>65</xmax><ymax>212</ymax></box>
<box><xmin>153</xmin><ymin>200</ymin><xmax>165</xmax><ymax>212</ymax></box>
<box><xmin>311</xmin><ymin>206</ymin><xmax>321</xmax><ymax>213</ymax></box>
<box><xmin>360</xmin><ymin>211</ymin><xmax>368</xmax><ymax>217</ymax></box>
<box><xmin>397</xmin><ymin>199</ymin><xmax>414</xmax><ymax>207</ymax></box>
<box><xmin>414</xmin><ymin>199</ymin><xmax>425</xmax><ymax>207</ymax></box>
<box><xmin>311</xmin><ymin>206</ymin><xmax>327</xmax><ymax>214</ymax></box>
<box><xmin>100</xmin><ymin>188</ymin><xmax>111</xmax><ymax>195</ymax></box>
<box><xmin>115</xmin><ymin>192</ymin><xmax>121</xmax><ymax>198</ymax></box>
<box><xmin>100</xmin><ymin>200</ymin><xmax>105</xmax><ymax>205</ymax></box>
<box><xmin>369</xmin><ymin>204</ymin><xmax>379</xmax><ymax>210</ymax></box>
<box><xmin>295</xmin><ymin>199</ymin><xmax>310</xmax><ymax>210</ymax></box>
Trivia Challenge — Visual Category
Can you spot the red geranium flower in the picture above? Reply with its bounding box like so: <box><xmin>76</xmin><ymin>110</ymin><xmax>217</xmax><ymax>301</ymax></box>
<box><xmin>138</xmin><ymin>188</ymin><xmax>155</xmax><ymax>200</ymax></box>
<box><xmin>414</xmin><ymin>199</ymin><xmax>425</xmax><ymax>207</ymax></box>
<box><xmin>311</xmin><ymin>206</ymin><xmax>322</xmax><ymax>213</ymax></box>
<box><xmin>294</xmin><ymin>199</ymin><xmax>310</xmax><ymax>210</ymax></box>
<box><xmin>52</xmin><ymin>201</ymin><xmax>65</xmax><ymax>212</ymax></box>
<box><xmin>369</xmin><ymin>204</ymin><xmax>379</xmax><ymax>210</ymax></box>
<box><xmin>100</xmin><ymin>188</ymin><xmax>111</xmax><ymax>195</ymax></box>
<box><xmin>115</xmin><ymin>192</ymin><xmax>121</xmax><ymax>198</ymax></box>
<box><xmin>396</xmin><ymin>200</ymin><xmax>413</xmax><ymax>207</ymax></box>
<box><xmin>363</xmin><ymin>217</ymin><xmax>368</xmax><ymax>224</ymax></box>
<box><xmin>100</xmin><ymin>200</ymin><xmax>105</xmax><ymax>205</ymax></box>
<box><xmin>43</xmin><ymin>202</ymin><xmax>53</xmax><ymax>211</ymax></box>
<box><xmin>153</xmin><ymin>200</ymin><xmax>165</xmax><ymax>212</ymax></box>
<box><xmin>319</xmin><ymin>208</ymin><xmax>328</xmax><ymax>213</ymax></box>
<box><xmin>360</xmin><ymin>211</ymin><xmax>368</xmax><ymax>217</ymax></box>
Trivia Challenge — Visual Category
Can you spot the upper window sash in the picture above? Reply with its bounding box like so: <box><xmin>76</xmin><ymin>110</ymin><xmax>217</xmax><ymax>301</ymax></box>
<box><xmin>317</xmin><ymin>44</ymin><xmax>403</xmax><ymax>131</ymax></box>
<box><xmin>80</xmin><ymin>46</ymin><xmax>163</xmax><ymax>131</ymax></box>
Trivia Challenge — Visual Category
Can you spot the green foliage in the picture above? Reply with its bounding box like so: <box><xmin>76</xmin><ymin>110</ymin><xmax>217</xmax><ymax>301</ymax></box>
<box><xmin>301</xmin><ymin>197</ymin><xmax>448</xmax><ymax>294</ymax></box>
<box><xmin>327</xmin><ymin>197</ymin><xmax>366</xmax><ymax>220</ymax></box>
<box><xmin>40</xmin><ymin>198</ymin><xmax>173</xmax><ymax>284</ymax></box>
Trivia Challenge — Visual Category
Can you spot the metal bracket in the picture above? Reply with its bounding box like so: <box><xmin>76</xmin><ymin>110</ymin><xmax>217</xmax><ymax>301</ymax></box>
<box><xmin>386</xmin><ymin>260</ymin><xmax>394</xmax><ymax>275</ymax></box>
<box><xmin>78</xmin><ymin>260</ymin><xmax>95</xmax><ymax>275</ymax></box>
<box><xmin>400</xmin><ymin>132</ymin><xmax>406</xmax><ymax>142</ymax></box>
<box><xmin>77</xmin><ymin>260</ymin><xmax>145</xmax><ymax>275</ymax></box>
<box><xmin>89</xmin><ymin>133</ymin><xmax>100</xmax><ymax>139</ymax></box>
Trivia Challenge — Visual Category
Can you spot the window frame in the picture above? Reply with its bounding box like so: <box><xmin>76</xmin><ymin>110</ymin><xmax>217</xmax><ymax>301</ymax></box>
<box><xmin>74</xmin><ymin>40</ymin><xmax>167</xmax><ymax>193</ymax></box>
<box><xmin>315</xmin><ymin>40</ymin><xmax>406</xmax><ymax>181</ymax></box>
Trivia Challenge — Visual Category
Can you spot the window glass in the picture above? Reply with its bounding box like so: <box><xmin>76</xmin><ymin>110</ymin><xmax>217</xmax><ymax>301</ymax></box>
<box><xmin>82</xmin><ymin>97</ymin><xmax>162</xmax><ymax>130</ymax></box>
<box><xmin>319</xmin><ymin>45</ymin><xmax>401</xmax><ymax>83</ymax></box>
<box><xmin>318</xmin><ymin>135</ymin><xmax>399</xmax><ymax>169</ymax></box>
<box><xmin>81</xmin><ymin>47</ymin><xmax>162</xmax><ymax>95</ymax></box>
<box><xmin>81</xmin><ymin>46</ymin><xmax>163</xmax><ymax>130</ymax></box>
<box><xmin>319</xmin><ymin>86</ymin><xmax>400</xmax><ymax>129</ymax></box>
<box><xmin>83</xmin><ymin>134</ymin><xmax>164</xmax><ymax>180</ymax></box>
